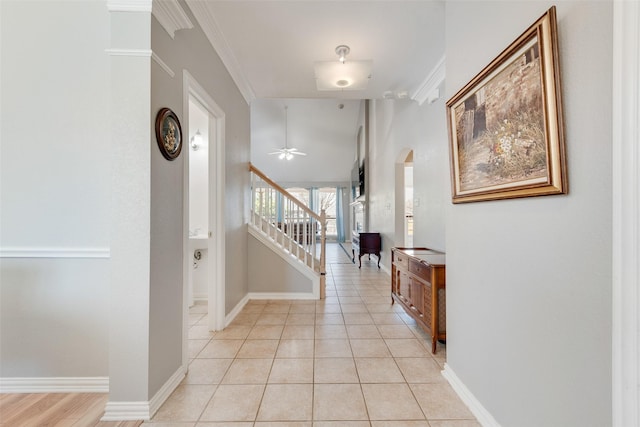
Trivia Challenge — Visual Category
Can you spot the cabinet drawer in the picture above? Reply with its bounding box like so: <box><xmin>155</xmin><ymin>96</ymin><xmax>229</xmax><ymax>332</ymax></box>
<box><xmin>409</xmin><ymin>259</ymin><xmax>431</xmax><ymax>281</ymax></box>
<box><xmin>394</xmin><ymin>251</ymin><xmax>409</xmax><ymax>270</ymax></box>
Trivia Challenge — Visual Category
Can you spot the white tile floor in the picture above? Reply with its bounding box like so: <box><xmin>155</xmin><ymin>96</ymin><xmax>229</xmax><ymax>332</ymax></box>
<box><xmin>143</xmin><ymin>243</ymin><xmax>479</xmax><ymax>427</ymax></box>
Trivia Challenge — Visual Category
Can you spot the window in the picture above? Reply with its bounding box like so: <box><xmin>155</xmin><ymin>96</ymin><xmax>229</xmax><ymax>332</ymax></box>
<box><xmin>284</xmin><ymin>186</ymin><xmax>340</xmax><ymax>239</ymax></box>
<box><xmin>287</xmin><ymin>187</ymin><xmax>310</xmax><ymax>207</ymax></box>
<box><xmin>318</xmin><ymin>187</ymin><xmax>337</xmax><ymax>237</ymax></box>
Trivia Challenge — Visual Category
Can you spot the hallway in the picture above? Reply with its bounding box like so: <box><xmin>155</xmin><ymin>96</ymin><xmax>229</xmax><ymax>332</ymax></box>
<box><xmin>144</xmin><ymin>244</ymin><xmax>478</xmax><ymax>426</ymax></box>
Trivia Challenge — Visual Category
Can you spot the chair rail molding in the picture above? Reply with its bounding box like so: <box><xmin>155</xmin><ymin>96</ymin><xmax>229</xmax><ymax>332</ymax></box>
<box><xmin>0</xmin><ymin>247</ymin><xmax>110</xmax><ymax>258</ymax></box>
<box><xmin>107</xmin><ymin>0</ymin><xmax>151</xmax><ymax>12</ymax></box>
<box><xmin>105</xmin><ymin>48</ymin><xmax>152</xmax><ymax>57</ymax></box>
<box><xmin>612</xmin><ymin>1</ymin><xmax>640</xmax><ymax>426</ymax></box>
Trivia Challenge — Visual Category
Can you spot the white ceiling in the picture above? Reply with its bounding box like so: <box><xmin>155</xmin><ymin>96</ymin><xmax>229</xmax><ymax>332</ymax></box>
<box><xmin>250</xmin><ymin>98</ymin><xmax>361</xmax><ymax>182</ymax></box>
<box><xmin>186</xmin><ymin>1</ymin><xmax>446</xmax><ymax>181</ymax></box>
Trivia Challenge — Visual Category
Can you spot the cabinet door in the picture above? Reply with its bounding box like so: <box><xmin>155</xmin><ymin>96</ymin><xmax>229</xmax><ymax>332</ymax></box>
<box><xmin>410</xmin><ymin>278</ymin><xmax>424</xmax><ymax>317</ymax></box>
<box><xmin>423</xmin><ymin>281</ymin><xmax>433</xmax><ymax>332</ymax></box>
<box><xmin>398</xmin><ymin>270</ymin><xmax>411</xmax><ymax>303</ymax></box>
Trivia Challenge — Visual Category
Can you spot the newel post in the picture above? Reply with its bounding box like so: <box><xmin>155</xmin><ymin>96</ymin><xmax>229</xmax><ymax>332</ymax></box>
<box><xmin>319</xmin><ymin>209</ymin><xmax>327</xmax><ymax>299</ymax></box>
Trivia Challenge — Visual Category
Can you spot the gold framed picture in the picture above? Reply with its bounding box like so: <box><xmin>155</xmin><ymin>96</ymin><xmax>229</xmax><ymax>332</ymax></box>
<box><xmin>446</xmin><ymin>6</ymin><xmax>567</xmax><ymax>203</ymax></box>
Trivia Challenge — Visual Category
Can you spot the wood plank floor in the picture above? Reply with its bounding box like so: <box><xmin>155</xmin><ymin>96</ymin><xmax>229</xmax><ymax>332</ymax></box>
<box><xmin>0</xmin><ymin>393</ymin><xmax>142</xmax><ymax>427</ymax></box>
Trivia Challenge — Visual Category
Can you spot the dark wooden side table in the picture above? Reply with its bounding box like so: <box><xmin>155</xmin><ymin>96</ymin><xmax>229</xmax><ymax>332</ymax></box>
<box><xmin>352</xmin><ymin>231</ymin><xmax>381</xmax><ymax>268</ymax></box>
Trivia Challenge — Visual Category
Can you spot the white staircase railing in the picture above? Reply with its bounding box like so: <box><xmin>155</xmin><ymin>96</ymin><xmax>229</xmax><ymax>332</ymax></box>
<box><xmin>249</xmin><ymin>163</ymin><xmax>326</xmax><ymax>299</ymax></box>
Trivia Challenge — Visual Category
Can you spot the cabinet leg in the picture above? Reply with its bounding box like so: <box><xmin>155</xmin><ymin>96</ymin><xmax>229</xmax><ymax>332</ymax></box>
<box><xmin>431</xmin><ymin>337</ymin><xmax>437</xmax><ymax>354</ymax></box>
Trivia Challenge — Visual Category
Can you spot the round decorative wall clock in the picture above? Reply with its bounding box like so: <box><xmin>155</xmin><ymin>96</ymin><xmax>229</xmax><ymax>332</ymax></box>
<box><xmin>155</xmin><ymin>108</ymin><xmax>183</xmax><ymax>161</ymax></box>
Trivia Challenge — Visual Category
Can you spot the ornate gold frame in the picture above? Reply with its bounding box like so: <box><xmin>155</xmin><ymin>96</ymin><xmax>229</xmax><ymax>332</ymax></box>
<box><xmin>447</xmin><ymin>6</ymin><xmax>567</xmax><ymax>203</ymax></box>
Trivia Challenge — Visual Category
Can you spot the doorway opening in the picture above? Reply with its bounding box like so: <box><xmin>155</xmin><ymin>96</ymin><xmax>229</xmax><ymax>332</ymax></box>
<box><xmin>182</xmin><ymin>71</ymin><xmax>226</xmax><ymax>370</ymax></box>
<box><xmin>404</xmin><ymin>157</ymin><xmax>414</xmax><ymax>247</ymax></box>
<box><xmin>188</xmin><ymin>97</ymin><xmax>210</xmax><ymax>307</ymax></box>
<box><xmin>395</xmin><ymin>149</ymin><xmax>414</xmax><ymax>247</ymax></box>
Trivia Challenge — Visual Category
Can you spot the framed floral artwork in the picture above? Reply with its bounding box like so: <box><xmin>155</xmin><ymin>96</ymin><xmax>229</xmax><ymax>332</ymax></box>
<box><xmin>155</xmin><ymin>108</ymin><xmax>183</xmax><ymax>161</ymax></box>
<box><xmin>446</xmin><ymin>6</ymin><xmax>567</xmax><ymax>203</ymax></box>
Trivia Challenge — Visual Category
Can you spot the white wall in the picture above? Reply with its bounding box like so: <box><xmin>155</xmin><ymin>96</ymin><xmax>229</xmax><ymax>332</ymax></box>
<box><xmin>0</xmin><ymin>0</ymin><xmax>110</xmax><ymax>379</ymax></box>
<box><xmin>445</xmin><ymin>2</ymin><xmax>612</xmax><ymax>426</ymax></box>
<box><xmin>250</xmin><ymin>98</ymin><xmax>359</xmax><ymax>184</ymax></box>
<box><xmin>368</xmin><ymin>94</ymin><xmax>448</xmax><ymax>269</ymax></box>
<box><xmin>188</xmin><ymin>99</ymin><xmax>209</xmax><ymax>236</ymax></box>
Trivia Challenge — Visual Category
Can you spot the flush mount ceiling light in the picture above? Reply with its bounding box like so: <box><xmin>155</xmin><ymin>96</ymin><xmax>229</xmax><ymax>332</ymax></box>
<box><xmin>335</xmin><ymin>45</ymin><xmax>349</xmax><ymax>63</ymax></box>
<box><xmin>268</xmin><ymin>106</ymin><xmax>307</xmax><ymax>160</ymax></box>
<box><xmin>314</xmin><ymin>44</ymin><xmax>372</xmax><ymax>91</ymax></box>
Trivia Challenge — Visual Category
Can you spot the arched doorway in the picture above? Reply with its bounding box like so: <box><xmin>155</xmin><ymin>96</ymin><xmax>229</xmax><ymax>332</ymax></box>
<box><xmin>395</xmin><ymin>149</ymin><xmax>413</xmax><ymax>247</ymax></box>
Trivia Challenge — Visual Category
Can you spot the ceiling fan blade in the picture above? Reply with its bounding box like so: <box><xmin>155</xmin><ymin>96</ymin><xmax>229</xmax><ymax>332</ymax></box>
<box><xmin>268</xmin><ymin>151</ymin><xmax>284</xmax><ymax>155</ymax></box>
<box><xmin>292</xmin><ymin>151</ymin><xmax>307</xmax><ymax>156</ymax></box>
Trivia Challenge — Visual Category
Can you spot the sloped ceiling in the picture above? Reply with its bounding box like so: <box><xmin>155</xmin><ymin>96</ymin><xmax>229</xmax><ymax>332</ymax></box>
<box><xmin>184</xmin><ymin>1</ymin><xmax>446</xmax><ymax>182</ymax></box>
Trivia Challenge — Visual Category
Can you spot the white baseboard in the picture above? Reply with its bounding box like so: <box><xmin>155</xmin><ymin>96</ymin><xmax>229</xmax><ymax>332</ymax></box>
<box><xmin>0</xmin><ymin>376</ymin><xmax>109</xmax><ymax>393</ymax></box>
<box><xmin>225</xmin><ymin>294</ymin><xmax>250</xmax><ymax>327</ymax></box>
<box><xmin>101</xmin><ymin>401</ymin><xmax>151</xmax><ymax>421</ymax></box>
<box><xmin>148</xmin><ymin>364</ymin><xmax>186</xmax><ymax>419</ymax></box>
<box><xmin>248</xmin><ymin>292</ymin><xmax>317</xmax><ymax>300</ymax></box>
<box><xmin>442</xmin><ymin>363</ymin><xmax>501</xmax><ymax>427</ymax></box>
<box><xmin>101</xmin><ymin>365</ymin><xmax>186</xmax><ymax>421</ymax></box>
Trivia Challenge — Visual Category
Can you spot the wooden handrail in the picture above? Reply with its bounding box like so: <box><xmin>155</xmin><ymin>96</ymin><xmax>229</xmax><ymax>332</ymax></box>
<box><xmin>249</xmin><ymin>162</ymin><xmax>327</xmax><ymax>299</ymax></box>
<box><xmin>249</xmin><ymin>163</ymin><xmax>319</xmax><ymax>220</ymax></box>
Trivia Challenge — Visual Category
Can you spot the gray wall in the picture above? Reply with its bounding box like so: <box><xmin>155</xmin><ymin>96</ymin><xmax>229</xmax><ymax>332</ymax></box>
<box><xmin>0</xmin><ymin>0</ymin><xmax>110</xmax><ymax>378</ymax></box>
<box><xmin>444</xmin><ymin>2</ymin><xmax>612</xmax><ymax>426</ymax></box>
<box><xmin>0</xmin><ymin>0</ymin><xmax>251</xmax><ymax>401</ymax></box>
<box><xmin>149</xmin><ymin>0</ymin><xmax>250</xmax><ymax>397</ymax></box>
<box><xmin>248</xmin><ymin>234</ymin><xmax>313</xmax><ymax>294</ymax></box>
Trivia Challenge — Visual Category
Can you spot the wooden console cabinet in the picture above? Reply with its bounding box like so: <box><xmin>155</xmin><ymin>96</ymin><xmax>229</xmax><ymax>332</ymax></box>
<box><xmin>391</xmin><ymin>247</ymin><xmax>446</xmax><ymax>353</ymax></box>
<box><xmin>352</xmin><ymin>231</ymin><xmax>381</xmax><ymax>268</ymax></box>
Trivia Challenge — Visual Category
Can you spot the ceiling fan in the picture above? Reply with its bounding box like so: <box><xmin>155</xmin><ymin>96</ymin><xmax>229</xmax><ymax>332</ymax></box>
<box><xmin>268</xmin><ymin>106</ymin><xmax>307</xmax><ymax>160</ymax></box>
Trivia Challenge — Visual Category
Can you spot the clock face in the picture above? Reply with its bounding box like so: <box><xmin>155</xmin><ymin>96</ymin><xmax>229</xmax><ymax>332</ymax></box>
<box><xmin>155</xmin><ymin>108</ymin><xmax>182</xmax><ymax>161</ymax></box>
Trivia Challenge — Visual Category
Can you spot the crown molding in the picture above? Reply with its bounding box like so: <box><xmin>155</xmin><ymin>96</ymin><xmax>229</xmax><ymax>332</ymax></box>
<box><xmin>107</xmin><ymin>0</ymin><xmax>152</xmax><ymax>13</ymax></box>
<box><xmin>184</xmin><ymin>0</ymin><xmax>255</xmax><ymax>104</ymax></box>
<box><xmin>152</xmin><ymin>0</ymin><xmax>193</xmax><ymax>39</ymax></box>
<box><xmin>412</xmin><ymin>55</ymin><xmax>446</xmax><ymax>106</ymax></box>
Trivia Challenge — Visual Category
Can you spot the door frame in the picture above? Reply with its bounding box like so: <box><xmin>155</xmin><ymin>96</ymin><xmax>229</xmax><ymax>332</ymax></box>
<box><xmin>394</xmin><ymin>148</ymin><xmax>413</xmax><ymax>247</ymax></box>
<box><xmin>612</xmin><ymin>1</ymin><xmax>639</xmax><ymax>425</ymax></box>
<box><xmin>182</xmin><ymin>70</ymin><xmax>226</xmax><ymax>369</ymax></box>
